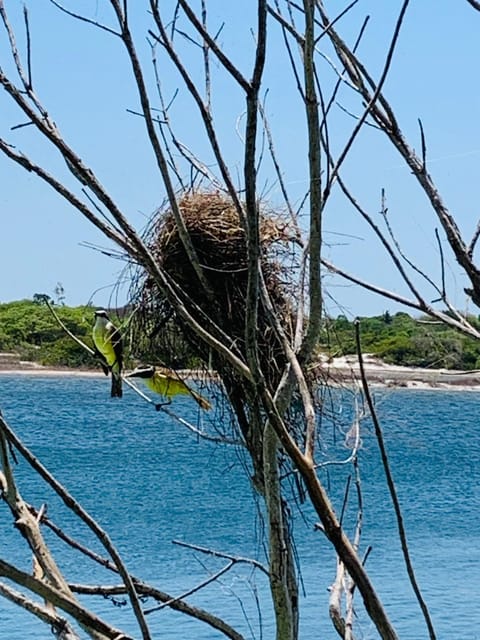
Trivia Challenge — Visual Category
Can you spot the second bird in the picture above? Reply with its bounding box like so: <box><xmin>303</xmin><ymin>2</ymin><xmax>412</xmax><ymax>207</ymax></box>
<box><xmin>92</xmin><ymin>309</ymin><xmax>123</xmax><ymax>398</ymax></box>
<box><xmin>127</xmin><ymin>365</ymin><xmax>211</xmax><ymax>410</ymax></box>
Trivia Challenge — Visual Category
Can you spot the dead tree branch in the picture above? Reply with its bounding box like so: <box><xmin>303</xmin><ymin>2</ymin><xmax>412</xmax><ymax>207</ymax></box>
<box><xmin>355</xmin><ymin>320</ymin><xmax>437</xmax><ymax>640</ymax></box>
<box><xmin>0</xmin><ymin>558</ymin><xmax>132</xmax><ymax>640</ymax></box>
<box><xmin>0</xmin><ymin>415</ymin><xmax>150</xmax><ymax>640</ymax></box>
<box><xmin>30</xmin><ymin>508</ymin><xmax>245</xmax><ymax>640</ymax></box>
<box><xmin>0</xmin><ymin>581</ymin><xmax>80</xmax><ymax>640</ymax></box>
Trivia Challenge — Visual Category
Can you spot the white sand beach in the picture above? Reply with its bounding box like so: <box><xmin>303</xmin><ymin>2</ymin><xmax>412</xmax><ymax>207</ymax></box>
<box><xmin>315</xmin><ymin>354</ymin><xmax>480</xmax><ymax>391</ymax></box>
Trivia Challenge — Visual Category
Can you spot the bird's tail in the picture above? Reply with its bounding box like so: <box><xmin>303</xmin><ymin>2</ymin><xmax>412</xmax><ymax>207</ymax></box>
<box><xmin>111</xmin><ymin>372</ymin><xmax>123</xmax><ymax>398</ymax></box>
<box><xmin>191</xmin><ymin>390</ymin><xmax>211</xmax><ymax>411</ymax></box>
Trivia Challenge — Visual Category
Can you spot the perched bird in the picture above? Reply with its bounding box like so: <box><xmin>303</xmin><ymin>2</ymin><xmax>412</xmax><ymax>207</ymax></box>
<box><xmin>92</xmin><ymin>309</ymin><xmax>123</xmax><ymax>398</ymax></box>
<box><xmin>127</xmin><ymin>365</ymin><xmax>211</xmax><ymax>411</ymax></box>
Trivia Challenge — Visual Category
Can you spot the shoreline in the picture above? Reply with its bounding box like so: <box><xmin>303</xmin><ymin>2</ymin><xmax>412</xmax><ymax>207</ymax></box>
<box><xmin>316</xmin><ymin>355</ymin><xmax>480</xmax><ymax>392</ymax></box>
<box><xmin>1</xmin><ymin>357</ymin><xmax>480</xmax><ymax>391</ymax></box>
<box><xmin>0</xmin><ymin>367</ymin><xmax>103</xmax><ymax>377</ymax></box>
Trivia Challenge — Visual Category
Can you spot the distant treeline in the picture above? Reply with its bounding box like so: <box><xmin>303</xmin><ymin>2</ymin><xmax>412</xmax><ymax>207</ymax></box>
<box><xmin>0</xmin><ymin>298</ymin><xmax>199</xmax><ymax>369</ymax></box>
<box><xmin>320</xmin><ymin>311</ymin><xmax>480</xmax><ymax>370</ymax></box>
<box><xmin>0</xmin><ymin>299</ymin><xmax>97</xmax><ymax>368</ymax></box>
<box><xmin>1</xmin><ymin>300</ymin><xmax>480</xmax><ymax>370</ymax></box>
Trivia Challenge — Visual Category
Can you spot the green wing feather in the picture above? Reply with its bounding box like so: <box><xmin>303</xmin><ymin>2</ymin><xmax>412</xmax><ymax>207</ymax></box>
<box><xmin>149</xmin><ymin>372</ymin><xmax>211</xmax><ymax>410</ymax></box>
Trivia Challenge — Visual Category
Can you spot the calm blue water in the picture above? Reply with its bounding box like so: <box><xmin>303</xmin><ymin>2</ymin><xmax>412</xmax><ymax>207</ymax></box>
<box><xmin>0</xmin><ymin>375</ymin><xmax>479</xmax><ymax>639</ymax></box>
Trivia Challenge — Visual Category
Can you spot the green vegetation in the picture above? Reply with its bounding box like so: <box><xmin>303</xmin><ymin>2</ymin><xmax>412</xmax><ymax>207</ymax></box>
<box><xmin>319</xmin><ymin>311</ymin><xmax>480</xmax><ymax>370</ymax></box>
<box><xmin>0</xmin><ymin>298</ymin><xmax>202</xmax><ymax>369</ymax></box>
<box><xmin>1</xmin><ymin>300</ymin><xmax>480</xmax><ymax>370</ymax></box>
<box><xmin>0</xmin><ymin>299</ymin><xmax>96</xmax><ymax>368</ymax></box>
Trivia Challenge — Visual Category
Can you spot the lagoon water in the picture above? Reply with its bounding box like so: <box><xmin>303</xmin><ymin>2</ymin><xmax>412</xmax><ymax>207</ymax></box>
<box><xmin>1</xmin><ymin>375</ymin><xmax>480</xmax><ymax>639</ymax></box>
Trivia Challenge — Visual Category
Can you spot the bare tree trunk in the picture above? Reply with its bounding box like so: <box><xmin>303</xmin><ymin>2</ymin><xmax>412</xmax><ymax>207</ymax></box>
<box><xmin>263</xmin><ymin>424</ymin><xmax>298</xmax><ymax>640</ymax></box>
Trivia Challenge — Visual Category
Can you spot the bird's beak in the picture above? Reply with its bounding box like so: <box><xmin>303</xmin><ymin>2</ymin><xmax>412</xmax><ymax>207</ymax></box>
<box><xmin>126</xmin><ymin>367</ymin><xmax>152</xmax><ymax>378</ymax></box>
<box><xmin>125</xmin><ymin>369</ymin><xmax>141</xmax><ymax>378</ymax></box>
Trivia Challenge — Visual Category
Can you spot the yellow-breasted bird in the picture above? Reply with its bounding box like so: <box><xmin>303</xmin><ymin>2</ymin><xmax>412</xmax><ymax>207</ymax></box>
<box><xmin>127</xmin><ymin>365</ymin><xmax>211</xmax><ymax>410</ymax></box>
<box><xmin>92</xmin><ymin>309</ymin><xmax>123</xmax><ymax>398</ymax></box>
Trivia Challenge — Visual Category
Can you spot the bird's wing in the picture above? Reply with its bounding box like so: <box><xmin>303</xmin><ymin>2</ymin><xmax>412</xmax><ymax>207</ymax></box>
<box><xmin>152</xmin><ymin>372</ymin><xmax>211</xmax><ymax>409</ymax></box>
<box><xmin>93</xmin><ymin>345</ymin><xmax>109</xmax><ymax>376</ymax></box>
<box><xmin>106</xmin><ymin>323</ymin><xmax>123</xmax><ymax>370</ymax></box>
<box><xmin>151</xmin><ymin>372</ymin><xmax>191</xmax><ymax>398</ymax></box>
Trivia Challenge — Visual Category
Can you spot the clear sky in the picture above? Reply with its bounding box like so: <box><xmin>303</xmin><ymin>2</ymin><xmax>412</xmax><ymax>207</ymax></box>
<box><xmin>1</xmin><ymin>1</ymin><xmax>479</xmax><ymax>317</ymax></box>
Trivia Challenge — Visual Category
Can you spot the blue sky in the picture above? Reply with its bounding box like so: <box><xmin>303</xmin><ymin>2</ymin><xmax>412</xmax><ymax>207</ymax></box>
<box><xmin>1</xmin><ymin>1</ymin><xmax>479</xmax><ymax>317</ymax></box>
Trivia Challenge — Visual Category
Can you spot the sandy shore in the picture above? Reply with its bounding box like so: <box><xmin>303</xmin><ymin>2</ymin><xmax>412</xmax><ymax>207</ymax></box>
<box><xmin>0</xmin><ymin>367</ymin><xmax>103</xmax><ymax>377</ymax></box>
<box><xmin>315</xmin><ymin>355</ymin><xmax>480</xmax><ymax>391</ymax></box>
<box><xmin>1</xmin><ymin>355</ymin><xmax>480</xmax><ymax>390</ymax></box>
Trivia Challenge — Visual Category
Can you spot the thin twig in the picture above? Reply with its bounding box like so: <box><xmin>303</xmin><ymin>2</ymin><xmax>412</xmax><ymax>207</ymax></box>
<box><xmin>467</xmin><ymin>217</ymin><xmax>480</xmax><ymax>257</ymax></box>
<box><xmin>322</xmin><ymin>256</ymin><xmax>480</xmax><ymax>338</ymax></box>
<box><xmin>339</xmin><ymin>475</ymin><xmax>351</xmax><ymax>527</ymax></box>
<box><xmin>418</xmin><ymin>118</ymin><xmax>427</xmax><ymax>173</ymax></box>
<box><xmin>44</xmin><ymin>299</ymin><xmax>95</xmax><ymax>356</ymax></box>
<box><xmin>378</xmin><ymin>187</ymin><xmax>446</xmax><ymax>302</ymax></box>
<box><xmin>434</xmin><ymin>228</ymin><xmax>446</xmax><ymax>302</ymax></box>
<box><xmin>160</xmin><ymin>404</ymin><xmax>243</xmax><ymax>445</ymax></box>
<box><xmin>22</xmin><ymin>6</ymin><xmax>32</xmax><ymax>89</ymax></box>
<box><xmin>49</xmin><ymin>0</ymin><xmax>120</xmax><ymax>36</ymax></box>
<box><xmin>314</xmin><ymin>0</ymin><xmax>360</xmax><ymax>46</ymax></box>
<box><xmin>324</xmin><ymin>0</ymin><xmax>412</xmax><ymax>199</ymax></box>
<box><xmin>201</xmin><ymin>0</ymin><xmax>211</xmax><ymax>109</ymax></box>
<box><xmin>143</xmin><ymin>561</ymin><xmax>235</xmax><ymax>614</ymax></box>
<box><xmin>172</xmin><ymin>539</ymin><xmax>269</xmax><ymax>575</ymax></box>
<box><xmin>177</xmin><ymin>0</ymin><xmax>250</xmax><ymax>92</ymax></box>
<box><xmin>343</xmin><ymin>457</ymin><xmax>363</xmax><ymax>640</ymax></box>
<box><xmin>354</xmin><ymin>320</ymin><xmax>437</xmax><ymax>640</ymax></box>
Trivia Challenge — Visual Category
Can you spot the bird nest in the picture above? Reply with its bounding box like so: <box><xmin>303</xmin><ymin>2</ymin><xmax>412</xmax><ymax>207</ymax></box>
<box><xmin>130</xmin><ymin>191</ymin><xmax>298</xmax><ymax>387</ymax></box>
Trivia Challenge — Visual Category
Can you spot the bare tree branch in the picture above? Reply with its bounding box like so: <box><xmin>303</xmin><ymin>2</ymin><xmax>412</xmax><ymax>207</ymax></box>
<box><xmin>244</xmin><ymin>0</ymin><xmax>268</xmax><ymax>380</ymax></box>
<box><xmin>0</xmin><ymin>581</ymin><xmax>80</xmax><ymax>640</ymax></box>
<box><xmin>322</xmin><ymin>0</ymin><xmax>411</xmax><ymax>200</ymax></box>
<box><xmin>31</xmin><ymin>509</ymin><xmax>246</xmax><ymax>640</ymax></box>
<box><xmin>0</xmin><ymin>415</ymin><xmax>150</xmax><ymax>640</ymax></box>
<box><xmin>49</xmin><ymin>0</ymin><xmax>120</xmax><ymax>36</ymax></box>
<box><xmin>299</xmin><ymin>0</ymin><xmax>323</xmax><ymax>364</ymax></box>
<box><xmin>318</xmin><ymin>1</ymin><xmax>480</xmax><ymax>309</ymax></box>
<box><xmin>109</xmin><ymin>0</ymin><xmax>214</xmax><ymax>303</ymax></box>
<box><xmin>0</xmin><ymin>558</ymin><xmax>132</xmax><ymax>640</ymax></box>
<box><xmin>355</xmin><ymin>320</ymin><xmax>436</xmax><ymax>640</ymax></box>
<box><xmin>148</xmin><ymin>5</ymin><xmax>243</xmax><ymax>215</ymax></box>
<box><xmin>465</xmin><ymin>0</ymin><xmax>480</xmax><ymax>10</ymax></box>
<box><xmin>144</xmin><ymin>561</ymin><xmax>235</xmax><ymax>614</ymax></box>
<box><xmin>177</xmin><ymin>0</ymin><xmax>251</xmax><ymax>92</ymax></box>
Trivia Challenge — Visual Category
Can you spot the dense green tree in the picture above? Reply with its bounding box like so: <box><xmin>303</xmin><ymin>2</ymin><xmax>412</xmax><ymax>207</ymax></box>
<box><xmin>0</xmin><ymin>300</ymin><xmax>96</xmax><ymax>367</ymax></box>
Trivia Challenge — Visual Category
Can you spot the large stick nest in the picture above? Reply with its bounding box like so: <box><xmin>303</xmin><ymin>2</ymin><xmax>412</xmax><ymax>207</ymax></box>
<box><xmin>130</xmin><ymin>191</ymin><xmax>298</xmax><ymax>388</ymax></box>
